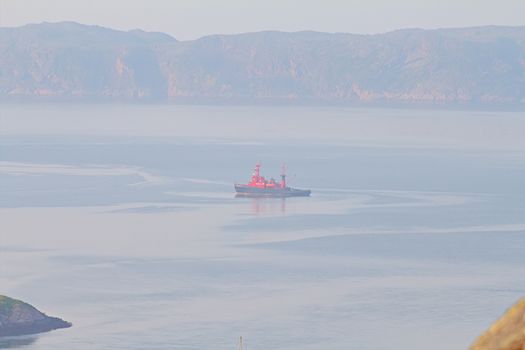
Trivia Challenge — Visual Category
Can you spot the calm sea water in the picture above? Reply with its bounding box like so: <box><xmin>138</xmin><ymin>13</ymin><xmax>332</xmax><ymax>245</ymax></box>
<box><xmin>1</xmin><ymin>105</ymin><xmax>524</xmax><ymax>350</ymax></box>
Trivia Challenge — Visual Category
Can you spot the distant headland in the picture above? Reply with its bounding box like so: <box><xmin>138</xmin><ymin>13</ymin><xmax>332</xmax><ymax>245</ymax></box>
<box><xmin>1</xmin><ymin>22</ymin><xmax>524</xmax><ymax>109</ymax></box>
<box><xmin>0</xmin><ymin>295</ymin><xmax>71</xmax><ymax>337</ymax></box>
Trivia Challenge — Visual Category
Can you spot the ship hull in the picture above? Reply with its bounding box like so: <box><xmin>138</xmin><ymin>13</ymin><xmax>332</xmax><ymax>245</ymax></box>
<box><xmin>234</xmin><ymin>184</ymin><xmax>311</xmax><ymax>197</ymax></box>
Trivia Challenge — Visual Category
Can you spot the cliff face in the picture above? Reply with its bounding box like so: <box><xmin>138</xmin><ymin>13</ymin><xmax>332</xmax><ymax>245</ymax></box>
<box><xmin>0</xmin><ymin>295</ymin><xmax>71</xmax><ymax>337</ymax></box>
<box><xmin>470</xmin><ymin>297</ymin><xmax>525</xmax><ymax>350</ymax></box>
<box><xmin>1</xmin><ymin>22</ymin><xmax>525</xmax><ymax>107</ymax></box>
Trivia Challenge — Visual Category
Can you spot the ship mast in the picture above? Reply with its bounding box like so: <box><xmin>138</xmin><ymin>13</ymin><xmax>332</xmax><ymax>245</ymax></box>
<box><xmin>280</xmin><ymin>163</ymin><xmax>286</xmax><ymax>189</ymax></box>
<box><xmin>252</xmin><ymin>163</ymin><xmax>261</xmax><ymax>183</ymax></box>
<box><xmin>238</xmin><ymin>336</ymin><xmax>244</xmax><ymax>350</ymax></box>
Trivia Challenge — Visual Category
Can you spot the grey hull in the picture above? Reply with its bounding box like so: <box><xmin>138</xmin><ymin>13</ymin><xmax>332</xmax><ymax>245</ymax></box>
<box><xmin>234</xmin><ymin>184</ymin><xmax>311</xmax><ymax>197</ymax></box>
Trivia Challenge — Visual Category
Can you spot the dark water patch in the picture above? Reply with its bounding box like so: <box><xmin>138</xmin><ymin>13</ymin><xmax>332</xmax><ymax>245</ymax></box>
<box><xmin>251</xmin><ymin>231</ymin><xmax>525</xmax><ymax>265</ymax></box>
<box><xmin>106</xmin><ymin>205</ymin><xmax>195</xmax><ymax>214</ymax></box>
<box><xmin>225</xmin><ymin>197</ymin><xmax>524</xmax><ymax>233</ymax></box>
<box><xmin>0</xmin><ymin>246</ymin><xmax>54</xmax><ymax>253</ymax></box>
<box><xmin>48</xmin><ymin>253</ymin><xmax>398</xmax><ymax>292</ymax></box>
<box><xmin>0</xmin><ymin>335</ymin><xmax>38</xmax><ymax>349</ymax></box>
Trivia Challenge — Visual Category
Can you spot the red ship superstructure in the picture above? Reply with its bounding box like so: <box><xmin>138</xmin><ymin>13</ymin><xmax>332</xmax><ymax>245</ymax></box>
<box><xmin>235</xmin><ymin>163</ymin><xmax>311</xmax><ymax>197</ymax></box>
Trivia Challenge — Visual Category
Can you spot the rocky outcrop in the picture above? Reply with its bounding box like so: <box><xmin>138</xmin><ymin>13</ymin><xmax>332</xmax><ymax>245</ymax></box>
<box><xmin>0</xmin><ymin>295</ymin><xmax>71</xmax><ymax>337</ymax></box>
<box><xmin>1</xmin><ymin>22</ymin><xmax>525</xmax><ymax>107</ymax></box>
<box><xmin>470</xmin><ymin>297</ymin><xmax>525</xmax><ymax>350</ymax></box>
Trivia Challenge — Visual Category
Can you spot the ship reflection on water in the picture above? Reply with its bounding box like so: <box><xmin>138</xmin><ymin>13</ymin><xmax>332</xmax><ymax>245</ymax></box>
<box><xmin>234</xmin><ymin>195</ymin><xmax>287</xmax><ymax>215</ymax></box>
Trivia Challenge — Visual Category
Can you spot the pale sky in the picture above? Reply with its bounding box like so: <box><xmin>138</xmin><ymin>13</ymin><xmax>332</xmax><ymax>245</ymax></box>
<box><xmin>1</xmin><ymin>0</ymin><xmax>524</xmax><ymax>40</ymax></box>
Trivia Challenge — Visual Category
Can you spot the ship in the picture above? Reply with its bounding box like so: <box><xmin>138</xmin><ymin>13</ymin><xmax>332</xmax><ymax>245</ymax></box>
<box><xmin>234</xmin><ymin>163</ymin><xmax>311</xmax><ymax>197</ymax></box>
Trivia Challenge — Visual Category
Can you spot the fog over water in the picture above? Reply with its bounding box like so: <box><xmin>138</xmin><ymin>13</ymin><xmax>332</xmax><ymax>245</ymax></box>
<box><xmin>1</xmin><ymin>104</ymin><xmax>524</xmax><ymax>349</ymax></box>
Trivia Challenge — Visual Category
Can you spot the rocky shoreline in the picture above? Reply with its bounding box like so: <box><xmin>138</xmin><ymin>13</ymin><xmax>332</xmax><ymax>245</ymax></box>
<box><xmin>0</xmin><ymin>296</ymin><xmax>71</xmax><ymax>337</ymax></box>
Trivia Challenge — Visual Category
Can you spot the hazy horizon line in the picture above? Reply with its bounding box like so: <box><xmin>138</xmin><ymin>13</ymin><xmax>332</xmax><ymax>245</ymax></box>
<box><xmin>2</xmin><ymin>20</ymin><xmax>525</xmax><ymax>42</ymax></box>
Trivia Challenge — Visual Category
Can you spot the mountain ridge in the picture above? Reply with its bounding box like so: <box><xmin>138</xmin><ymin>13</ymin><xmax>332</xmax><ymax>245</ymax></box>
<box><xmin>1</xmin><ymin>22</ymin><xmax>524</xmax><ymax>107</ymax></box>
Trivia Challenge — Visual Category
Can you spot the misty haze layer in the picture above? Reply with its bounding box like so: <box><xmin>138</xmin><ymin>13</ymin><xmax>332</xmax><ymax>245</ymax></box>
<box><xmin>1</xmin><ymin>22</ymin><xmax>525</xmax><ymax>107</ymax></box>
